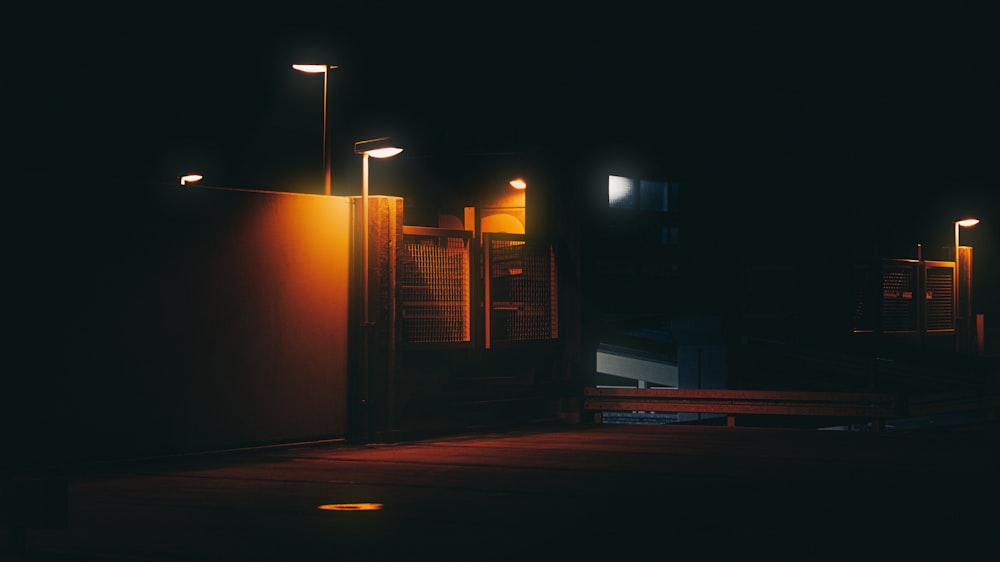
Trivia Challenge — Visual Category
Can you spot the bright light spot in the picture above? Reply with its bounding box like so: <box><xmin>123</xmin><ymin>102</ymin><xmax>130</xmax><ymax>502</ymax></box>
<box><xmin>292</xmin><ymin>64</ymin><xmax>328</xmax><ymax>74</ymax></box>
<box><xmin>180</xmin><ymin>174</ymin><xmax>203</xmax><ymax>185</ymax></box>
<box><xmin>608</xmin><ymin>175</ymin><xmax>636</xmax><ymax>208</ymax></box>
<box><xmin>367</xmin><ymin>147</ymin><xmax>403</xmax><ymax>159</ymax></box>
<box><xmin>956</xmin><ymin>218</ymin><xmax>980</xmax><ymax>228</ymax></box>
<box><xmin>317</xmin><ymin>503</ymin><xmax>384</xmax><ymax>511</ymax></box>
<box><xmin>509</xmin><ymin>178</ymin><xmax>527</xmax><ymax>190</ymax></box>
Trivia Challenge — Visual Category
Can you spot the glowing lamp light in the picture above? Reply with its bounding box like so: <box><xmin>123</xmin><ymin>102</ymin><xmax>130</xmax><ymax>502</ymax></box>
<box><xmin>366</xmin><ymin>147</ymin><xmax>404</xmax><ymax>159</ymax></box>
<box><xmin>956</xmin><ymin>218</ymin><xmax>980</xmax><ymax>228</ymax></box>
<box><xmin>180</xmin><ymin>174</ymin><xmax>203</xmax><ymax>185</ymax></box>
<box><xmin>509</xmin><ymin>178</ymin><xmax>527</xmax><ymax>190</ymax></box>
<box><xmin>317</xmin><ymin>503</ymin><xmax>384</xmax><ymax>511</ymax></box>
<box><xmin>292</xmin><ymin>64</ymin><xmax>329</xmax><ymax>74</ymax></box>
<box><xmin>354</xmin><ymin>137</ymin><xmax>403</xmax><ymax>158</ymax></box>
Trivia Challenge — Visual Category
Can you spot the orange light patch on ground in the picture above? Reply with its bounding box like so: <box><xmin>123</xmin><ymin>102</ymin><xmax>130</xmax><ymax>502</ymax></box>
<box><xmin>317</xmin><ymin>503</ymin><xmax>384</xmax><ymax>511</ymax></box>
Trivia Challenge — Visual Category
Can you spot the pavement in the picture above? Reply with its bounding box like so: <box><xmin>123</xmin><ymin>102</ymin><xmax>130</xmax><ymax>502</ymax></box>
<box><xmin>3</xmin><ymin>419</ymin><xmax>999</xmax><ymax>561</ymax></box>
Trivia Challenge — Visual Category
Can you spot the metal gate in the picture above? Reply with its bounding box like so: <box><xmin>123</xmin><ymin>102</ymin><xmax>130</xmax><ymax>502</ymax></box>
<box><xmin>399</xmin><ymin>226</ymin><xmax>473</xmax><ymax>345</ymax></box>
<box><xmin>484</xmin><ymin>233</ymin><xmax>559</xmax><ymax>349</ymax></box>
<box><xmin>852</xmin><ymin>258</ymin><xmax>954</xmax><ymax>336</ymax></box>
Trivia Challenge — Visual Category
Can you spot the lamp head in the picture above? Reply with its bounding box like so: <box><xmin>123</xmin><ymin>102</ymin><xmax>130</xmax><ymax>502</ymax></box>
<box><xmin>354</xmin><ymin>137</ymin><xmax>403</xmax><ymax>158</ymax></box>
<box><xmin>367</xmin><ymin>147</ymin><xmax>403</xmax><ymax>159</ymax></box>
<box><xmin>180</xmin><ymin>174</ymin><xmax>203</xmax><ymax>186</ymax></box>
<box><xmin>292</xmin><ymin>64</ymin><xmax>336</xmax><ymax>74</ymax></box>
<box><xmin>509</xmin><ymin>178</ymin><xmax>527</xmax><ymax>190</ymax></box>
<box><xmin>956</xmin><ymin>218</ymin><xmax>980</xmax><ymax>228</ymax></box>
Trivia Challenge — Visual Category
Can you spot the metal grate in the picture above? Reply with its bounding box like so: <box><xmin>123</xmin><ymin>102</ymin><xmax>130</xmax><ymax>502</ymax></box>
<box><xmin>400</xmin><ymin>233</ymin><xmax>471</xmax><ymax>344</ymax></box>
<box><xmin>880</xmin><ymin>265</ymin><xmax>918</xmax><ymax>333</ymax></box>
<box><xmin>925</xmin><ymin>265</ymin><xmax>954</xmax><ymax>332</ymax></box>
<box><xmin>486</xmin><ymin>236</ymin><xmax>558</xmax><ymax>347</ymax></box>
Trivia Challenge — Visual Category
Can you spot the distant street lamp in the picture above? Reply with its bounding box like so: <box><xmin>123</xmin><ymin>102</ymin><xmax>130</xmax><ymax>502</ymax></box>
<box><xmin>354</xmin><ymin>138</ymin><xmax>404</xmax><ymax>327</ymax></box>
<box><xmin>293</xmin><ymin>64</ymin><xmax>339</xmax><ymax>196</ymax></box>
<box><xmin>179</xmin><ymin>174</ymin><xmax>203</xmax><ymax>186</ymax></box>
<box><xmin>953</xmin><ymin>217</ymin><xmax>980</xmax><ymax>352</ymax></box>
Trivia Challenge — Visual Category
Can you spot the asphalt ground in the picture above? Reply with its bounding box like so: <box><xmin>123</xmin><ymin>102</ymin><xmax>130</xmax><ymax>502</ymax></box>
<box><xmin>3</xmin><ymin>419</ymin><xmax>999</xmax><ymax>561</ymax></box>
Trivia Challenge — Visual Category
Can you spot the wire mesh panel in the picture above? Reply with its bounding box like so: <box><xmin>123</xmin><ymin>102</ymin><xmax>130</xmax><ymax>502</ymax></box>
<box><xmin>485</xmin><ymin>234</ymin><xmax>558</xmax><ymax>348</ymax></box>
<box><xmin>400</xmin><ymin>229</ymin><xmax>471</xmax><ymax>344</ymax></box>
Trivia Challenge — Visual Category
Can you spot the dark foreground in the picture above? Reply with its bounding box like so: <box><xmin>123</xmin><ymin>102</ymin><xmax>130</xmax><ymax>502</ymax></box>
<box><xmin>3</xmin><ymin>419</ymin><xmax>999</xmax><ymax>561</ymax></box>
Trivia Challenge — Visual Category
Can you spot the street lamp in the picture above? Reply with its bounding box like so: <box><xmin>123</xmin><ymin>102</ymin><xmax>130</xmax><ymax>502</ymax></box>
<box><xmin>292</xmin><ymin>64</ymin><xmax>339</xmax><ymax>196</ymax></box>
<box><xmin>953</xmin><ymin>217</ymin><xmax>980</xmax><ymax>352</ymax></box>
<box><xmin>354</xmin><ymin>138</ymin><xmax>403</xmax><ymax>327</ymax></box>
<box><xmin>179</xmin><ymin>174</ymin><xmax>203</xmax><ymax>186</ymax></box>
<box><xmin>352</xmin><ymin>138</ymin><xmax>402</xmax><ymax>441</ymax></box>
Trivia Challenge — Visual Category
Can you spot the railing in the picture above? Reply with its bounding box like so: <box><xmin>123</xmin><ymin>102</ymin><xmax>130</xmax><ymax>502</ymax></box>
<box><xmin>583</xmin><ymin>387</ymin><xmax>998</xmax><ymax>430</ymax></box>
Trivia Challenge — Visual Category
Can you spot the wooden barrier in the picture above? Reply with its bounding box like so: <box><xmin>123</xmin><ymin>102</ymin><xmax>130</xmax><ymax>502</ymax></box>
<box><xmin>583</xmin><ymin>387</ymin><xmax>902</xmax><ymax>430</ymax></box>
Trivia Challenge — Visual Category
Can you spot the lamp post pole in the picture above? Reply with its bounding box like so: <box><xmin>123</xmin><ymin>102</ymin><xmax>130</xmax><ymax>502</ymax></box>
<box><xmin>322</xmin><ymin>67</ymin><xmax>330</xmax><ymax>195</ymax></box>
<box><xmin>292</xmin><ymin>64</ymin><xmax>338</xmax><ymax>195</ymax></box>
<box><xmin>353</xmin><ymin>139</ymin><xmax>403</xmax><ymax>441</ymax></box>
<box><xmin>953</xmin><ymin>218</ymin><xmax>980</xmax><ymax>352</ymax></box>
<box><xmin>362</xmin><ymin>151</ymin><xmax>370</xmax><ymax>325</ymax></box>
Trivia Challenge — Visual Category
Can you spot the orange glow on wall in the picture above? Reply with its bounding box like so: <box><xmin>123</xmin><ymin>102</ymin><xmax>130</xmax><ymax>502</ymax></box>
<box><xmin>123</xmin><ymin>188</ymin><xmax>354</xmax><ymax>452</ymax></box>
<box><xmin>493</xmin><ymin>188</ymin><xmax>526</xmax><ymax>210</ymax></box>
<box><xmin>481</xmin><ymin>212</ymin><xmax>525</xmax><ymax>234</ymax></box>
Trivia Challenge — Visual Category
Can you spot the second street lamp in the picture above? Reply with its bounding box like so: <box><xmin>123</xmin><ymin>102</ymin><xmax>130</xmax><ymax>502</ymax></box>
<box><xmin>353</xmin><ymin>138</ymin><xmax>402</xmax><ymax>442</ymax></box>
<box><xmin>354</xmin><ymin>138</ymin><xmax>404</xmax><ymax>328</ymax></box>
<box><xmin>953</xmin><ymin>217</ymin><xmax>980</xmax><ymax>352</ymax></box>
<box><xmin>292</xmin><ymin>64</ymin><xmax>339</xmax><ymax>196</ymax></box>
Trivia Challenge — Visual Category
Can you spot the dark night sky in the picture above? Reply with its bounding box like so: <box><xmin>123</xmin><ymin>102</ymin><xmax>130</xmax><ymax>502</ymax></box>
<box><xmin>21</xmin><ymin>6</ymin><xmax>995</xmax><ymax>184</ymax></box>
<box><xmin>11</xmin><ymin>1</ymin><xmax>1000</xmax><ymax>311</ymax></box>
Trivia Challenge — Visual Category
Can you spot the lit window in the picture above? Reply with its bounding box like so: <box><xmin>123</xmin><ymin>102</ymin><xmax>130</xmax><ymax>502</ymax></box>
<box><xmin>608</xmin><ymin>175</ymin><xmax>636</xmax><ymax>209</ymax></box>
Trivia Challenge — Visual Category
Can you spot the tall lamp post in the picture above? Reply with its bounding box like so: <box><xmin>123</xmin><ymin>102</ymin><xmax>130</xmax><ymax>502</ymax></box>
<box><xmin>352</xmin><ymin>138</ymin><xmax>402</xmax><ymax>442</ymax></box>
<box><xmin>292</xmin><ymin>64</ymin><xmax>339</xmax><ymax>196</ymax></box>
<box><xmin>954</xmin><ymin>217</ymin><xmax>979</xmax><ymax>352</ymax></box>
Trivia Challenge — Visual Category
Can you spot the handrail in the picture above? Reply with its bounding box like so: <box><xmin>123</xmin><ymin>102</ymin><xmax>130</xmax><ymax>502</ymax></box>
<box><xmin>583</xmin><ymin>387</ymin><xmax>901</xmax><ymax>430</ymax></box>
<box><xmin>583</xmin><ymin>387</ymin><xmax>998</xmax><ymax>430</ymax></box>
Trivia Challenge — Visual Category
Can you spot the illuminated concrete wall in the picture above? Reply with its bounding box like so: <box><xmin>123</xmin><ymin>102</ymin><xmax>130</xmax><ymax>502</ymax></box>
<box><xmin>21</xmin><ymin>186</ymin><xmax>353</xmax><ymax>466</ymax></box>
<box><xmin>150</xmin><ymin>187</ymin><xmax>353</xmax><ymax>453</ymax></box>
